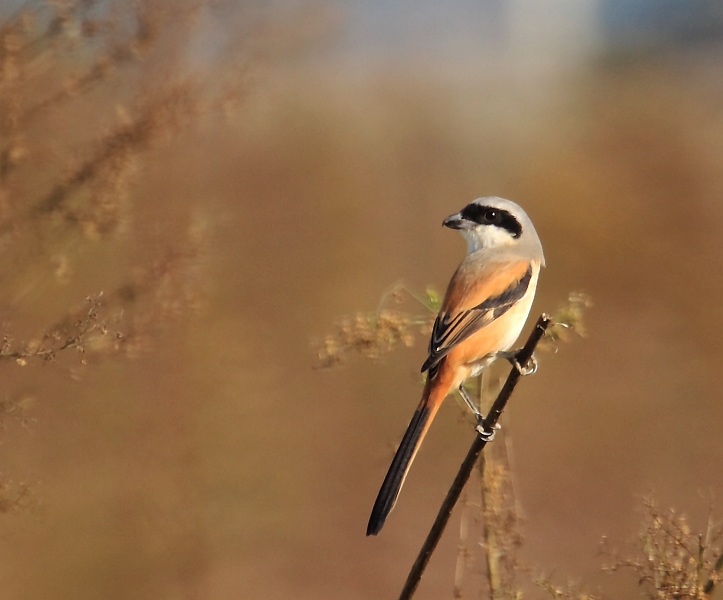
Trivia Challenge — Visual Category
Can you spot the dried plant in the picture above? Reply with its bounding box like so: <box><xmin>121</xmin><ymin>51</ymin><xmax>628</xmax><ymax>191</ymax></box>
<box><xmin>533</xmin><ymin>574</ymin><xmax>603</xmax><ymax>600</ymax></box>
<box><xmin>0</xmin><ymin>0</ymin><xmax>324</xmax><ymax>371</ymax></box>
<box><xmin>479</xmin><ymin>452</ymin><xmax>525</xmax><ymax>598</ymax></box>
<box><xmin>0</xmin><ymin>0</ymin><xmax>329</xmax><ymax>525</ymax></box>
<box><xmin>316</xmin><ymin>286</ymin><xmax>590</xmax><ymax>371</ymax></box>
<box><xmin>0</xmin><ymin>1</ymin><xmax>240</xmax><ymax>378</ymax></box>
<box><xmin>540</xmin><ymin>291</ymin><xmax>593</xmax><ymax>350</ymax></box>
<box><xmin>454</xmin><ymin>451</ymin><xmax>525</xmax><ymax>600</ymax></box>
<box><xmin>601</xmin><ymin>497</ymin><xmax>723</xmax><ymax>599</ymax></box>
<box><xmin>0</xmin><ymin>293</ymin><xmax>115</xmax><ymax>365</ymax></box>
<box><xmin>313</xmin><ymin>283</ymin><xmax>439</xmax><ymax>368</ymax></box>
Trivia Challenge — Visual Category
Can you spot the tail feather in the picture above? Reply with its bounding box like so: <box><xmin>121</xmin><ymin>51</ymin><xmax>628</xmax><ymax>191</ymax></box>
<box><xmin>366</xmin><ymin>393</ymin><xmax>441</xmax><ymax>536</ymax></box>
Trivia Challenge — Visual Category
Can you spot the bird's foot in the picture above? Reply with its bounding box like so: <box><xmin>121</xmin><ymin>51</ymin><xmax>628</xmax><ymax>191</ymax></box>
<box><xmin>475</xmin><ymin>418</ymin><xmax>500</xmax><ymax>442</ymax></box>
<box><xmin>494</xmin><ymin>350</ymin><xmax>538</xmax><ymax>376</ymax></box>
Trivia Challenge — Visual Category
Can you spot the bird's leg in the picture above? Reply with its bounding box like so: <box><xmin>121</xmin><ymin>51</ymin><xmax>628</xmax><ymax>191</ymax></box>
<box><xmin>492</xmin><ymin>350</ymin><xmax>538</xmax><ymax>376</ymax></box>
<box><xmin>459</xmin><ymin>383</ymin><xmax>501</xmax><ymax>442</ymax></box>
<box><xmin>458</xmin><ymin>384</ymin><xmax>483</xmax><ymax>419</ymax></box>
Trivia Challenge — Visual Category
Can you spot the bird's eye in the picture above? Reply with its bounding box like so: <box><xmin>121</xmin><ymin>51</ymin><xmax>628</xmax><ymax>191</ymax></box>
<box><xmin>483</xmin><ymin>209</ymin><xmax>499</xmax><ymax>223</ymax></box>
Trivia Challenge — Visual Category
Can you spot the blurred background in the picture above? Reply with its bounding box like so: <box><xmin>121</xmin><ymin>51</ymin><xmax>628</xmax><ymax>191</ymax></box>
<box><xmin>1</xmin><ymin>0</ymin><xmax>723</xmax><ymax>598</ymax></box>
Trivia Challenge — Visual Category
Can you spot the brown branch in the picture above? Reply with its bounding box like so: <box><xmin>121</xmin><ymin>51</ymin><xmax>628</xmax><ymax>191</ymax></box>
<box><xmin>398</xmin><ymin>313</ymin><xmax>552</xmax><ymax>600</ymax></box>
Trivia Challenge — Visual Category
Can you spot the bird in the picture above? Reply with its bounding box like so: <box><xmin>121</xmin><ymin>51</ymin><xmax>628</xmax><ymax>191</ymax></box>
<box><xmin>366</xmin><ymin>197</ymin><xmax>545</xmax><ymax>536</ymax></box>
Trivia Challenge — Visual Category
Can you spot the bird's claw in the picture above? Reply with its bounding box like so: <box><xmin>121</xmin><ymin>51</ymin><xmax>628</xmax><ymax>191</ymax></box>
<box><xmin>511</xmin><ymin>354</ymin><xmax>537</xmax><ymax>376</ymax></box>
<box><xmin>476</xmin><ymin>419</ymin><xmax>500</xmax><ymax>442</ymax></box>
<box><xmin>494</xmin><ymin>350</ymin><xmax>538</xmax><ymax>376</ymax></box>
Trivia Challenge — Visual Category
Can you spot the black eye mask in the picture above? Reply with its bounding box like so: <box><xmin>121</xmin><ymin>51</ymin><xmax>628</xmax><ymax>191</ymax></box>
<box><xmin>460</xmin><ymin>204</ymin><xmax>522</xmax><ymax>239</ymax></box>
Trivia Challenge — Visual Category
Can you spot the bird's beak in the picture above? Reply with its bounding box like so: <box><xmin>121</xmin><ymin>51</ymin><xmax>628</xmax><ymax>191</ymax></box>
<box><xmin>442</xmin><ymin>213</ymin><xmax>473</xmax><ymax>230</ymax></box>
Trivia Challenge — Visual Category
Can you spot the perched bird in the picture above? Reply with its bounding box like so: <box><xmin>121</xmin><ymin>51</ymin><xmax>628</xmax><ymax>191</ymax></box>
<box><xmin>366</xmin><ymin>197</ymin><xmax>544</xmax><ymax>536</ymax></box>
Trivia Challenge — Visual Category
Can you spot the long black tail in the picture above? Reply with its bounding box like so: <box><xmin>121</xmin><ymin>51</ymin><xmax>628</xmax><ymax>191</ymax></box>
<box><xmin>366</xmin><ymin>403</ymin><xmax>431</xmax><ymax>536</ymax></box>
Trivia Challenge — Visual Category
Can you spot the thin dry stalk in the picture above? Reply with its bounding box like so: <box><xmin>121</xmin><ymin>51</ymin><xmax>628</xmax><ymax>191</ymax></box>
<box><xmin>454</xmin><ymin>489</ymin><xmax>473</xmax><ymax>599</ymax></box>
<box><xmin>398</xmin><ymin>314</ymin><xmax>552</xmax><ymax>600</ymax></box>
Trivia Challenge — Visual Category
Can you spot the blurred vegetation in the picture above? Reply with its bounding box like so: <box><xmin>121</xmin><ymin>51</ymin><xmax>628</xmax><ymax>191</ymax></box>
<box><xmin>0</xmin><ymin>0</ymin><xmax>331</xmax><ymax>596</ymax></box>
<box><xmin>0</xmin><ymin>0</ymin><xmax>222</xmax><ymax>367</ymax></box>
<box><xmin>0</xmin><ymin>1</ymin><xmax>722</xmax><ymax>599</ymax></box>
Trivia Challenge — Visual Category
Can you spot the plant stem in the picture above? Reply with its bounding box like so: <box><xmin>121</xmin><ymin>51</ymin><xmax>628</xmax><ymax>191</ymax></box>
<box><xmin>398</xmin><ymin>314</ymin><xmax>552</xmax><ymax>600</ymax></box>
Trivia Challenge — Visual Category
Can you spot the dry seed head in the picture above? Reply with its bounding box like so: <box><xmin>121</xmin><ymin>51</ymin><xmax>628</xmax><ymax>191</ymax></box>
<box><xmin>601</xmin><ymin>498</ymin><xmax>723</xmax><ymax>599</ymax></box>
<box><xmin>315</xmin><ymin>309</ymin><xmax>420</xmax><ymax>368</ymax></box>
<box><xmin>540</xmin><ymin>291</ymin><xmax>593</xmax><ymax>351</ymax></box>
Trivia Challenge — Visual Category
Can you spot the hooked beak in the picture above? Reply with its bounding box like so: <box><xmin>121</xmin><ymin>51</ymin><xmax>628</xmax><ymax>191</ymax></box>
<box><xmin>442</xmin><ymin>212</ymin><xmax>473</xmax><ymax>230</ymax></box>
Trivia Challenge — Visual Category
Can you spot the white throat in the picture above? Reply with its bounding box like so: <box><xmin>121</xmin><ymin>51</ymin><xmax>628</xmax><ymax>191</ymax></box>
<box><xmin>461</xmin><ymin>226</ymin><xmax>516</xmax><ymax>254</ymax></box>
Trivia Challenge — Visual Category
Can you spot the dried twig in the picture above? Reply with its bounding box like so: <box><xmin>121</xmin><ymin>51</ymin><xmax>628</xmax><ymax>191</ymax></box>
<box><xmin>398</xmin><ymin>314</ymin><xmax>552</xmax><ymax>600</ymax></box>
